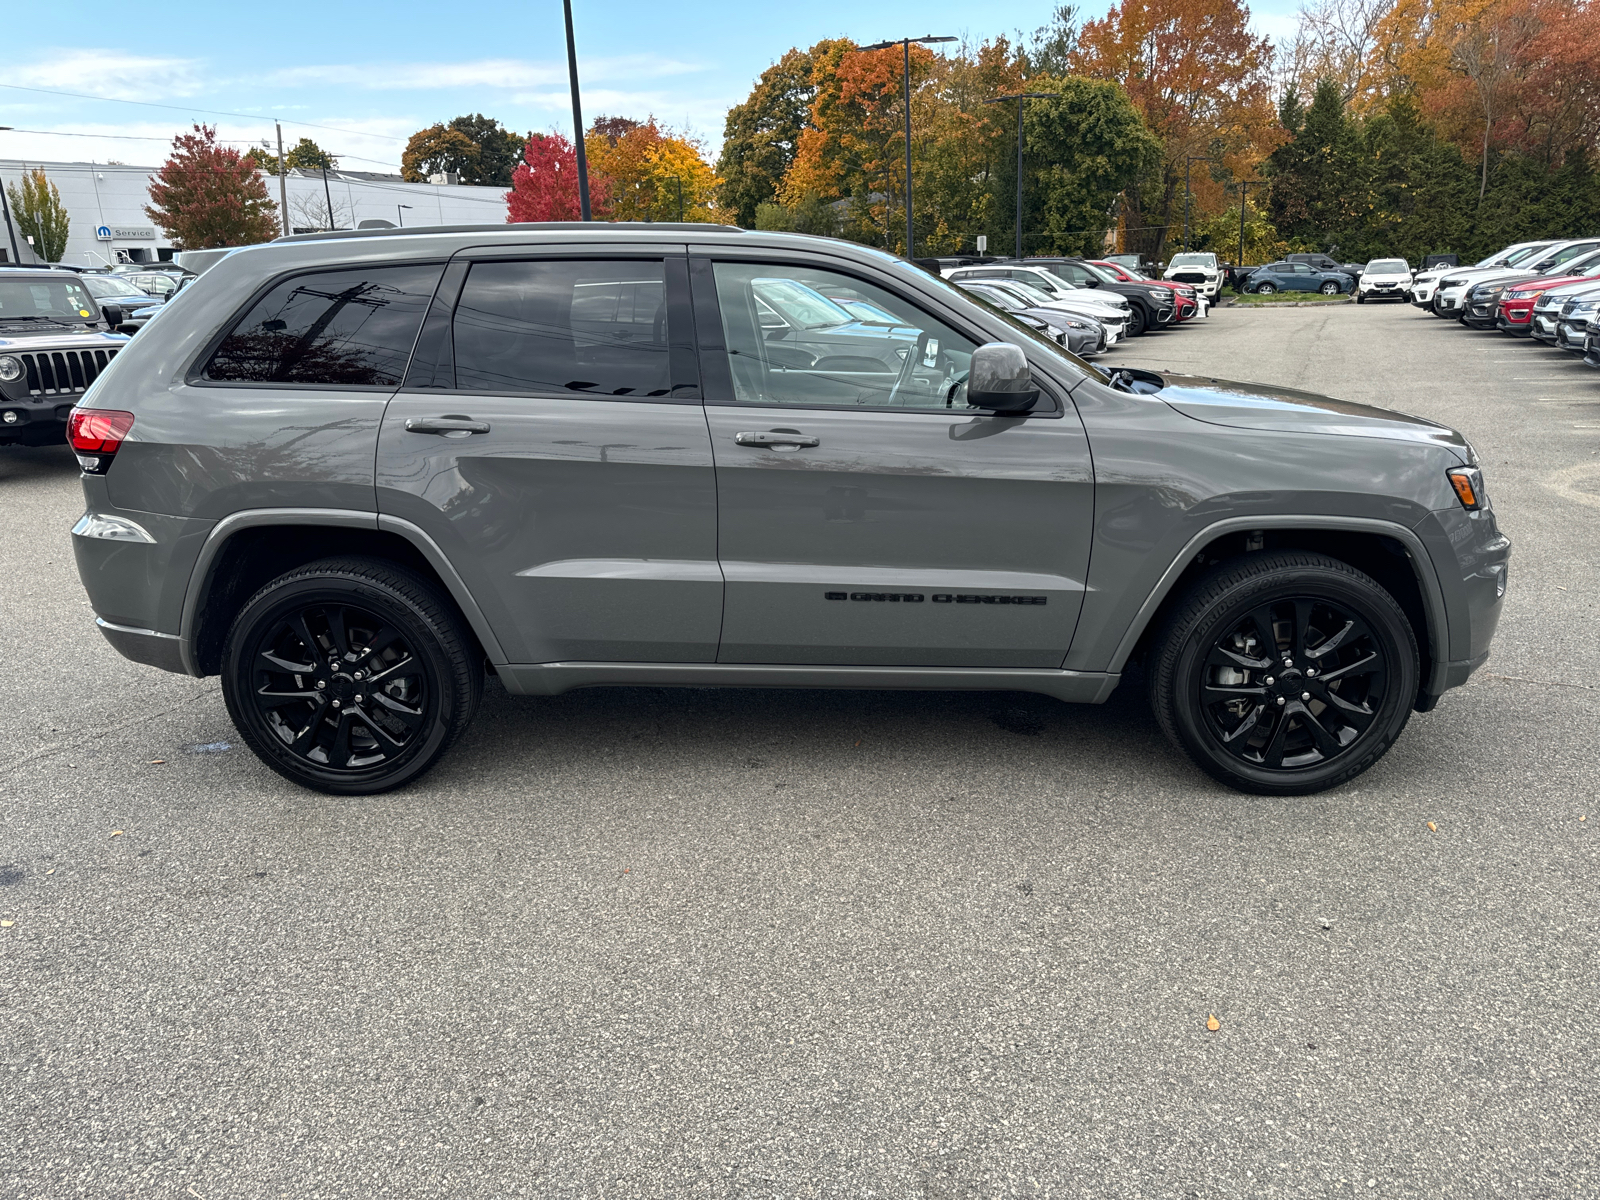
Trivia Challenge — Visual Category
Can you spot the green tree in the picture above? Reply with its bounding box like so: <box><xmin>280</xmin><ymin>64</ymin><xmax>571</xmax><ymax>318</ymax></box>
<box><xmin>1263</xmin><ymin>78</ymin><xmax>1366</xmax><ymax>252</ymax></box>
<box><xmin>717</xmin><ymin>47</ymin><xmax>824</xmax><ymax>227</ymax></box>
<box><xmin>401</xmin><ymin>115</ymin><xmax>523</xmax><ymax>185</ymax></box>
<box><xmin>6</xmin><ymin>169</ymin><xmax>70</xmax><ymax>262</ymax></box>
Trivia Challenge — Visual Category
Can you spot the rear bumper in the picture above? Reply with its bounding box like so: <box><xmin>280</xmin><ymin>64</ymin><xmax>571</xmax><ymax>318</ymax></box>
<box><xmin>95</xmin><ymin>618</ymin><xmax>187</xmax><ymax>674</ymax></box>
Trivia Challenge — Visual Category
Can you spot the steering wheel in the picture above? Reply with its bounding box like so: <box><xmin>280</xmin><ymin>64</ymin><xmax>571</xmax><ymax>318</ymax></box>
<box><xmin>885</xmin><ymin>331</ymin><xmax>929</xmax><ymax>407</ymax></box>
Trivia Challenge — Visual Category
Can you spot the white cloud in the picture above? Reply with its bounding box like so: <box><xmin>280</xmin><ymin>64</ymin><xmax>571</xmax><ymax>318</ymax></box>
<box><xmin>1250</xmin><ymin>11</ymin><xmax>1302</xmax><ymax>44</ymax></box>
<box><xmin>8</xmin><ymin>50</ymin><xmax>206</xmax><ymax>100</ymax></box>
<box><xmin>264</xmin><ymin>55</ymin><xmax>704</xmax><ymax>92</ymax></box>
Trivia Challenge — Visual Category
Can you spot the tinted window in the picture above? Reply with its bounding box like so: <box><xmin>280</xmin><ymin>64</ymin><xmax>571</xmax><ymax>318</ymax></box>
<box><xmin>206</xmin><ymin>264</ymin><xmax>442</xmax><ymax>386</ymax></box>
<box><xmin>453</xmin><ymin>260</ymin><xmax>669</xmax><ymax>396</ymax></box>
<box><xmin>712</xmin><ymin>262</ymin><xmax>982</xmax><ymax>411</ymax></box>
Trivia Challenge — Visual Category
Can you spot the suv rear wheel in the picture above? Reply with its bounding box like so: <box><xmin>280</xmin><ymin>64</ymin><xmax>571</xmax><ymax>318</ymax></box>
<box><xmin>221</xmin><ymin>557</ymin><xmax>482</xmax><ymax>795</ymax></box>
<box><xmin>1148</xmin><ymin>552</ymin><xmax>1419</xmax><ymax>795</ymax></box>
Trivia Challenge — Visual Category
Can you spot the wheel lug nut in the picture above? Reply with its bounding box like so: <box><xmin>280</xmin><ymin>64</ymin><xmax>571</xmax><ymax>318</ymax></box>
<box><xmin>1301</xmin><ymin>691</ymin><xmax>1310</xmax><ymax>701</ymax></box>
<box><xmin>355</xmin><ymin>695</ymin><xmax>364</xmax><ymax>703</ymax></box>
<box><xmin>1265</xmin><ymin>676</ymin><xmax>1275</xmax><ymax>685</ymax></box>
<box><xmin>353</xmin><ymin>671</ymin><xmax>363</xmax><ymax>680</ymax></box>
<box><xmin>315</xmin><ymin>680</ymin><xmax>326</xmax><ymax>690</ymax></box>
<box><xmin>1276</xmin><ymin>696</ymin><xmax>1286</xmax><ymax>705</ymax></box>
<box><xmin>331</xmin><ymin>699</ymin><xmax>341</xmax><ymax>709</ymax></box>
<box><xmin>1306</xmin><ymin>668</ymin><xmax>1317</xmax><ymax>677</ymax></box>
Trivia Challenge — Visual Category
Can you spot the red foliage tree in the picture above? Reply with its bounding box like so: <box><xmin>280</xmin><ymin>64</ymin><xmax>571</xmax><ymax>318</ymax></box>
<box><xmin>145</xmin><ymin>124</ymin><xmax>280</xmax><ymax>249</ymax></box>
<box><xmin>506</xmin><ymin>132</ymin><xmax>611</xmax><ymax>221</ymax></box>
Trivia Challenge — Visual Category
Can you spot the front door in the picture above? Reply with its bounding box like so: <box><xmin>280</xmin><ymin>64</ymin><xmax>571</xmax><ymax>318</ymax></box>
<box><xmin>377</xmin><ymin>252</ymin><xmax>722</xmax><ymax>665</ymax></box>
<box><xmin>693</xmin><ymin>257</ymin><xmax>1094</xmax><ymax>668</ymax></box>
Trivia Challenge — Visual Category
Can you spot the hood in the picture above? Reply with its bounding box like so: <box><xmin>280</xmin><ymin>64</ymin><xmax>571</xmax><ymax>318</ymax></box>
<box><xmin>1517</xmin><ymin>275</ymin><xmax>1600</xmax><ymax>298</ymax></box>
<box><xmin>1362</xmin><ymin>272</ymin><xmax>1410</xmax><ymax>284</ymax></box>
<box><xmin>0</xmin><ymin>328</ymin><xmax>130</xmax><ymax>349</ymax></box>
<box><xmin>1155</xmin><ymin>374</ymin><xmax>1471</xmax><ymax>456</ymax></box>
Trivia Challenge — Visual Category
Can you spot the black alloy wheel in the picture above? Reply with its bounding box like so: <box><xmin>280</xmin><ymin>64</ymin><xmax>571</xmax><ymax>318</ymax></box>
<box><xmin>1150</xmin><ymin>552</ymin><xmax>1418</xmax><ymax>795</ymax></box>
<box><xmin>1320</xmin><ymin>281</ymin><xmax>1342</xmax><ymax>295</ymax></box>
<box><xmin>222</xmin><ymin>558</ymin><xmax>481</xmax><ymax>795</ymax></box>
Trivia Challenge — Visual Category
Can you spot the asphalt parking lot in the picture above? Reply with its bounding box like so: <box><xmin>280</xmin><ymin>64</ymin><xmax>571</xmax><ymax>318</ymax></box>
<box><xmin>3</xmin><ymin>301</ymin><xmax>1597</xmax><ymax>1198</ymax></box>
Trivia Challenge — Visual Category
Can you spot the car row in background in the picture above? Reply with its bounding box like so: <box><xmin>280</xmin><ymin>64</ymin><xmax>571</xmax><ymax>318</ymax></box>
<box><xmin>943</xmin><ymin>257</ymin><xmax>1207</xmax><ymax>344</ymax></box>
<box><xmin>1415</xmin><ymin>236</ymin><xmax>1600</xmax><ymax>371</ymax></box>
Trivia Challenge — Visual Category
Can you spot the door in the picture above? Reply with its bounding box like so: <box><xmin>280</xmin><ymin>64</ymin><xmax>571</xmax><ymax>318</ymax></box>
<box><xmin>693</xmin><ymin>257</ymin><xmax>1094</xmax><ymax>668</ymax></box>
<box><xmin>377</xmin><ymin>253</ymin><xmax>723</xmax><ymax>665</ymax></box>
<box><xmin>1287</xmin><ymin>263</ymin><xmax>1317</xmax><ymax>292</ymax></box>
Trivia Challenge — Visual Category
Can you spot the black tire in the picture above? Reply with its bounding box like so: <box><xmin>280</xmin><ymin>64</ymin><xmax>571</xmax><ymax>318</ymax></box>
<box><xmin>1356</xmin><ymin>293</ymin><xmax>1365</xmax><ymax>304</ymax></box>
<box><xmin>221</xmin><ymin>557</ymin><xmax>482</xmax><ymax>795</ymax></box>
<box><xmin>1148</xmin><ymin>551</ymin><xmax>1419</xmax><ymax>796</ymax></box>
<box><xmin>1256</xmin><ymin>282</ymin><xmax>1276</xmax><ymax>295</ymax></box>
<box><xmin>1127</xmin><ymin>304</ymin><xmax>1147</xmax><ymax>337</ymax></box>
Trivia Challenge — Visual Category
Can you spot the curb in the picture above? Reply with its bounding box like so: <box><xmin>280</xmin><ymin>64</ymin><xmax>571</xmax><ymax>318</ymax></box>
<box><xmin>1219</xmin><ymin>296</ymin><xmax>1355</xmax><ymax>308</ymax></box>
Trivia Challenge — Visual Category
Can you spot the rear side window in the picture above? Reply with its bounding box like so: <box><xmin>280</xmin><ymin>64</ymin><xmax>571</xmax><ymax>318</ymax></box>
<box><xmin>204</xmin><ymin>264</ymin><xmax>443</xmax><ymax>386</ymax></box>
<box><xmin>452</xmin><ymin>259</ymin><xmax>669</xmax><ymax>396</ymax></box>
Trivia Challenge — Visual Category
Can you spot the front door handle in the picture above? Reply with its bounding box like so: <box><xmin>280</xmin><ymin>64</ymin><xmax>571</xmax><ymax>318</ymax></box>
<box><xmin>405</xmin><ymin>415</ymin><xmax>491</xmax><ymax>437</ymax></box>
<box><xmin>735</xmin><ymin>430</ymin><xmax>819</xmax><ymax>450</ymax></box>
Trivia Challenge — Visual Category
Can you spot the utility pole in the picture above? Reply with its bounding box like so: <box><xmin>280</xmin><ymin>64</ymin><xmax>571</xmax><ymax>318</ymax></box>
<box><xmin>0</xmin><ymin>131</ymin><xmax>22</xmax><ymax>264</ymax></box>
<box><xmin>563</xmin><ymin>0</ymin><xmax>592</xmax><ymax>220</ymax></box>
<box><xmin>862</xmin><ymin>35</ymin><xmax>956</xmax><ymax>258</ymax></box>
<box><xmin>1184</xmin><ymin>156</ymin><xmax>1218</xmax><ymax>251</ymax></box>
<box><xmin>321</xmin><ymin>165</ymin><xmax>337</xmax><ymax>231</ymax></box>
<box><xmin>984</xmin><ymin>93</ymin><xmax>1053</xmax><ymax>261</ymax></box>
<box><xmin>275</xmin><ymin>122</ymin><xmax>290</xmax><ymax>237</ymax></box>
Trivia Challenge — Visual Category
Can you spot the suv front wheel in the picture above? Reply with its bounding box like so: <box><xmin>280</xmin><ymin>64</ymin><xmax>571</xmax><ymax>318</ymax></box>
<box><xmin>221</xmin><ymin>557</ymin><xmax>482</xmax><ymax>795</ymax></box>
<box><xmin>1149</xmin><ymin>552</ymin><xmax>1419</xmax><ymax>795</ymax></box>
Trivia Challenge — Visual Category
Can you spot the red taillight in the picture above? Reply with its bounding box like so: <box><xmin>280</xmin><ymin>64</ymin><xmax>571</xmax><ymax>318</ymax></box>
<box><xmin>68</xmin><ymin>408</ymin><xmax>135</xmax><ymax>454</ymax></box>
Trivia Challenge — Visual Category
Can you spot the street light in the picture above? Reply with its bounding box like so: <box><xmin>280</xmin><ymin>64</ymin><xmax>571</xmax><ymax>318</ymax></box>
<box><xmin>397</xmin><ymin>204</ymin><xmax>413</xmax><ymax>228</ymax></box>
<box><xmin>563</xmin><ymin>0</ymin><xmax>592</xmax><ymax>221</ymax></box>
<box><xmin>984</xmin><ymin>93</ymin><xmax>1053</xmax><ymax>262</ymax></box>
<box><xmin>1184</xmin><ymin>156</ymin><xmax>1219</xmax><ymax>251</ymax></box>
<box><xmin>861</xmin><ymin>35</ymin><xmax>957</xmax><ymax>258</ymax></box>
<box><xmin>1233</xmin><ymin>180</ymin><xmax>1264</xmax><ymax>273</ymax></box>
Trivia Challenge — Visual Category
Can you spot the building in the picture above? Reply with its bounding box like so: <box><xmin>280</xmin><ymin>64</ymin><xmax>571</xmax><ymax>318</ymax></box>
<box><xmin>0</xmin><ymin>159</ymin><xmax>510</xmax><ymax>267</ymax></box>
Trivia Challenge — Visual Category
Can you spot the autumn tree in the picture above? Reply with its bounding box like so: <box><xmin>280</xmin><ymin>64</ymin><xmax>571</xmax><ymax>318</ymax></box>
<box><xmin>403</xmin><ymin>116</ymin><xmax>524</xmax><ymax>185</ymax></box>
<box><xmin>717</xmin><ymin>47</ymin><xmax>822</xmax><ymax>226</ymax></box>
<box><xmin>246</xmin><ymin>137</ymin><xmax>337</xmax><ymax>174</ymax></box>
<box><xmin>146</xmin><ymin>124</ymin><xmax>280</xmax><ymax>250</ymax></box>
<box><xmin>5</xmin><ymin>169</ymin><xmax>70</xmax><ymax>262</ymax></box>
<box><xmin>506</xmin><ymin>132</ymin><xmax>610</xmax><ymax>221</ymax></box>
<box><xmin>585</xmin><ymin>120</ymin><xmax>721</xmax><ymax>222</ymax></box>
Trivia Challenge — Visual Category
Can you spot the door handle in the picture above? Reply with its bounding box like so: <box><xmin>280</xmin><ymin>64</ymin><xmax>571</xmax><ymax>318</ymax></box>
<box><xmin>405</xmin><ymin>415</ymin><xmax>491</xmax><ymax>436</ymax></box>
<box><xmin>735</xmin><ymin>430</ymin><xmax>819</xmax><ymax>450</ymax></box>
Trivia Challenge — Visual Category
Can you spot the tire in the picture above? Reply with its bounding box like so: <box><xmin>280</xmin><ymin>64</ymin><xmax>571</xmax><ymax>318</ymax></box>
<box><xmin>1148</xmin><ymin>551</ymin><xmax>1419</xmax><ymax>796</ymax></box>
<box><xmin>1356</xmin><ymin>293</ymin><xmax>1365</xmax><ymax>304</ymax></box>
<box><xmin>1256</xmin><ymin>282</ymin><xmax>1276</xmax><ymax>295</ymax></box>
<box><xmin>1320</xmin><ymin>281</ymin><xmax>1341</xmax><ymax>295</ymax></box>
<box><xmin>1126</xmin><ymin>304</ymin><xmax>1147</xmax><ymax>337</ymax></box>
<box><xmin>221</xmin><ymin>556</ymin><xmax>483</xmax><ymax>795</ymax></box>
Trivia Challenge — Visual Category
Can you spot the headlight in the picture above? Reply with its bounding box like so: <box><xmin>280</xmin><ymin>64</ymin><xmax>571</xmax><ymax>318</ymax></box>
<box><xmin>1147</xmin><ymin>288</ymin><xmax>1171</xmax><ymax>299</ymax></box>
<box><xmin>1507</xmin><ymin>290</ymin><xmax>1533</xmax><ymax>300</ymax></box>
<box><xmin>1571</xmin><ymin>301</ymin><xmax>1599</xmax><ymax>315</ymax></box>
<box><xmin>0</xmin><ymin>355</ymin><xmax>21</xmax><ymax>383</ymax></box>
<box><xmin>1064</xmin><ymin>319</ymin><xmax>1092</xmax><ymax>330</ymax></box>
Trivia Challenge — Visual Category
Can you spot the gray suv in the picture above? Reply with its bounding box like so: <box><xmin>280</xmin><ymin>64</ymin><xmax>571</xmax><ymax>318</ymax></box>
<box><xmin>69</xmin><ymin>224</ymin><xmax>1510</xmax><ymax>797</ymax></box>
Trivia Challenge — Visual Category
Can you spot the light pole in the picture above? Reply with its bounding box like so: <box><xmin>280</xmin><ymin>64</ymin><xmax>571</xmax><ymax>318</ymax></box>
<box><xmin>397</xmin><ymin>204</ymin><xmax>413</xmax><ymax>228</ymax></box>
<box><xmin>1233</xmin><ymin>180</ymin><xmax>1263</xmax><ymax>272</ymax></box>
<box><xmin>861</xmin><ymin>35</ymin><xmax>956</xmax><ymax>258</ymax></box>
<box><xmin>984</xmin><ymin>92</ymin><xmax>1053</xmax><ymax>262</ymax></box>
<box><xmin>1184</xmin><ymin>155</ymin><xmax>1218</xmax><ymax>251</ymax></box>
<box><xmin>0</xmin><ymin>129</ymin><xmax>21</xmax><ymax>264</ymax></box>
<box><xmin>563</xmin><ymin>0</ymin><xmax>592</xmax><ymax>220</ymax></box>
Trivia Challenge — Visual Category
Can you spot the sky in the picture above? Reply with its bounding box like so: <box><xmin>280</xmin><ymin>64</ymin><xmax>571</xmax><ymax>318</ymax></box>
<box><xmin>0</xmin><ymin>0</ymin><xmax>1304</xmax><ymax>173</ymax></box>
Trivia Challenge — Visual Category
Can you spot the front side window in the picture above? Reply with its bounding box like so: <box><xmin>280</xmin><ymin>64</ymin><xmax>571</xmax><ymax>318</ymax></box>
<box><xmin>711</xmin><ymin>262</ymin><xmax>993</xmax><ymax>412</ymax></box>
<box><xmin>453</xmin><ymin>260</ymin><xmax>669</xmax><ymax>396</ymax></box>
<box><xmin>205</xmin><ymin>264</ymin><xmax>443</xmax><ymax>386</ymax></box>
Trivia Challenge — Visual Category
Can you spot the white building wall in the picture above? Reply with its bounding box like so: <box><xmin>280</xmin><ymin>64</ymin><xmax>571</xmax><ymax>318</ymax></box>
<box><xmin>0</xmin><ymin>160</ymin><xmax>509</xmax><ymax>267</ymax></box>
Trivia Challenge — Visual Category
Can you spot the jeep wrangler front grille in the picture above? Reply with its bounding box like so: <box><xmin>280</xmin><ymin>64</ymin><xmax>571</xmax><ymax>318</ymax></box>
<box><xmin>21</xmin><ymin>348</ymin><xmax>120</xmax><ymax>397</ymax></box>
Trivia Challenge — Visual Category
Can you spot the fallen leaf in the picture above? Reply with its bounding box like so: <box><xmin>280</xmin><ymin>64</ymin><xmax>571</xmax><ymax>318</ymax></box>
<box><xmin>149</xmin><ymin>759</ymin><xmax>166</xmax><ymax>765</ymax></box>
<box><xmin>1581</xmin><ymin>815</ymin><xmax>1587</xmax><ymax>822</ymax></box>
<box><xmin>0</xmin><ymin>920</ymin><xmax>14</xmax><ymax>928</ymax></box>
<box><xmin>46</xmin><ymin>869</ymin><xmax>55</xmax><ymax>875</ymax></box>
<box><xmin>1556</xmin><ymin>586</ymin><xmax>1567</xmax><ymax>591</ymax></box>
<box><xmin>1206</xmin><ymin>1014</ymin><xmax>1220</xmax><ymax>1032</ymax></box>
<box><xmin>1427</xmin><ymin>821</ymin><xmax>1437</xmax><ymax>832</ymax></box>
<box><xmin>110</xmin><ymin>830</ymin><xmax>124</xmax><ymax>837</ymax></box>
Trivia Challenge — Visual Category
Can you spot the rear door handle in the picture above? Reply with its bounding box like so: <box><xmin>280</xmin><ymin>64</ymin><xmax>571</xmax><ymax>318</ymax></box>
<box><xmin>405</xmin><ymin>415</ymin><xmax>491</xmax><ymax>437</ymax></box>
<box><xmin>735</xmin><ymin>430</ymin><xmax>819</xmax><ymax>450</ymax></box>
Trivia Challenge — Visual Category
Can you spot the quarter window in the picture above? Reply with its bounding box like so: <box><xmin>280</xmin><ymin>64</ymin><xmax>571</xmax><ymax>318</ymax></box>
<box><xmin>711</xmin><ymin>262</ymin><xmax>982</xmax><ymax>411</ymax></box>
<box><xmin>453</xmin><ymin>260</ymin><xmax>670</xmax><ymax>396</ymax></box>
<box><xmin>205</xmin><ymin>264</ymin><xmax>443</xmax><ymax>386</ymax></box>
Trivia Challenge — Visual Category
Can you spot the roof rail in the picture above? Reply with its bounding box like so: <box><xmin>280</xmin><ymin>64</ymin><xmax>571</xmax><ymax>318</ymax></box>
<box><xmin>272</xmin><ymin>221</ymin><xmax>748</xmax><ymax>245</ymax></box>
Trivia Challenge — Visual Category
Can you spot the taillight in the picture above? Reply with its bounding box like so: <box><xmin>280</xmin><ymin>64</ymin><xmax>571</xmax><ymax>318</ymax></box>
<box><xmin>68</xmin><ymin>408</ymin><xmax>135</xmax><ymax>473</ymax></box>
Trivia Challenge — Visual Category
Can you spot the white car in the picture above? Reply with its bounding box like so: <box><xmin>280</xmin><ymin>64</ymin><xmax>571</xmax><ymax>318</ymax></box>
<box><xmin>1163</xmin><ymin>252</ymin><xmax>1222</xmax><ymax>300</ymax></box>
<box><xmin>1411</xmin><ymin>241</ymin><xmax>1556</xmax><ymax>310</ymax></box>
<box><xmin>955</xmin><ymin>274</ymin><xmax>1131</xmax><ymax>344</ymax></box>
<box><xmin>1431</xmin><ymin>239</ymin><xmax>1600</xmax><ymax>317</ymax></box>
<box><xmin>945</xmin><ymin>265</ymin><xmax>1133</xmax><ymax>329</ymax></box>
<box><xmin>1356</xmin><ymin>258</ymin><xmax>1413</xmax><ymax>303</ymax></box>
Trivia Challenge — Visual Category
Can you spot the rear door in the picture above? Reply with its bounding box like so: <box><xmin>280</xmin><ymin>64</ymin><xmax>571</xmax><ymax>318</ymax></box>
<box><xmin>692</xmin><ymin>254</ymin><xmax>1093</xmax><ymax>668</ymax></box>
<box><xmin>376</xmin><ymin>249</ymin><xmax>722</xmax><ymax>665</ymax></box>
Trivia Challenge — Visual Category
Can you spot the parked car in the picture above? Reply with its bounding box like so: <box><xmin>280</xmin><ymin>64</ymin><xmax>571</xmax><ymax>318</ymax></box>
<box><xmin>1163</xmin><ymin>252</ymin><xmax>1223</xmax><ymax>300</ymax></box>
<box><xmin>1433</xmin><ymin>239</ymin><xmax>1600</xmax><ymax>319</ymax></box>
<box><xmin>1020</xmin><ymin>257</ymin><xmax>1178</xmax><ymax>336</ymax></box>
<box><xmin>1459</xmin><ymin>245</ymin><xmax>1600</xmax><ymax>330</ymax></box>
<box><xmin>973</xmin><ymin>277</ymin><xmax>1131</xmax><ymax>345</ymax></box>
<box><xmin>1088</xmin><ymin>260</ymin><xmax>1203</xmax><ymax>320</ymax></box>
<box><xmin>956</xmin><ymin>280</ymin><xmax>1108</xmax><ymax>356</ymax></box>
<box><xmin>1553</xmin><ymin>288</ymin><xmax>1600</xmax><ymax>353</ymax></box>
<box><xmin>0</xmin><ymin>269</ymin><xmax>128</xmax><ymax>447</ymax></box>
<box><xmin>1355</xmin><ymin>259</ymin><xmax>1412</xmax><ymax>303</ymax></box>
<box><xmin>1240</xmin><ymin>262</ymin><xmax>1350</xmax><ymax>295</ymax></box>
<box><xmin>944</xmin><ymin>265</ymin><xmax>1133</xmax><ymax>339</ymax></box>
<box><xmin>1286</xmin><ymin>253</ymin><xmax>1363</xmax><ymax>285</ymax></box>
<box><xmin>1494</xmin><ymin>255</ymin><xmax>1600</xmax><ymax>335</ymax></box>
<box><xmin>1413</xmin><ymin>241</ymin><xmax>1556</xmax><ymax>310</ymax></box>
<box><xmin>1584</xmin><ymin>311</ymin><xmax>1600</xmax><ymax>369</ymax></box>
<box><xmin>70</xmin><ymin>223</ymin><xmax>1509</xmax><ymax>798</ymax></box>
<box><xmin>79</xmin><ymin>273</ymin><xmax>164</xmax><ymax>325</ymax></box>
<box><xmin>1102</xmin><ymin>253</ymin><xmax>1158</xmax><ymax>277</ymax></box>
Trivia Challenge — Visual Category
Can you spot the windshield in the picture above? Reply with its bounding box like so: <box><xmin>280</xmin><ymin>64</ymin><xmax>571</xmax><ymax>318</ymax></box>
<box><xmin>994</xmin><ymin>277</ymin><xmax>1058</xmax><ymax>305</ymax></box>
<box><xmin>1169</xmin><ymin>253</ymin><xmax>1216</xmax><ymax>267</ymax></box>
<box><xmin>1500</xmin><ymin>244</ymin><xmax>1552</xmax><ymax>267</ymax></box>
<box><xmin>1099</xmin><ymin>263</ymin><xmax>1146</xmax><ymax>280</ymax></box>
<box><xmin>1365</xmin><ymin>259</ymin><xmax>1409</xmax><ymax>273</ymax></box>
<box><xmin>828</xmin><ymin>296</ymin><xmax>905</xmax><ymax>325</ymax></box>
<box><xmin>959</xmin><ymin>283</ymin><xmax>1022</xmax><ymax>311</ymax></box>
<box><xmin>83</xmin><ymin>275</ymin><xmax>150</xmax><ymax>298</ymax></box>
<box><xmin>749</xmin><ymin>278</ymin><xmax>856</xmax><ymax>329</ymax></box>
<box><xmin>0</xmin><ymin>276</ymin><xmax>99</xmax><ymax>324</ymax></box>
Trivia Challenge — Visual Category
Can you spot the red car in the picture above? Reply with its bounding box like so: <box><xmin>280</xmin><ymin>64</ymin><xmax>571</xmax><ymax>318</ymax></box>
<box><xmin>1091</xmin><ymin>260</ymin><xmax>1201</xmax><ymax>320</ymax></box>
<box><xmin>1497</xmin><ymin>269</ymin><xmax>1600</xmax><ymax>334</ymax></box>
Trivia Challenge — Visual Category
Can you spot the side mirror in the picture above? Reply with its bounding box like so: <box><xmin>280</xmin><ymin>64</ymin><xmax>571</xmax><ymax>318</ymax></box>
<box><xmin>1086</xmin><ymin>278</ymin><xmax>1100</xmax><ymax>287</ymax></box>
<box><xmin>968</xmin><ymin>343</ymin><xmax>1039</xmax><ymax>414</ymax></box>
<box><xmin>101</xmin><ymin>304</ymin><xmax>124</xmax><ymax>326</ymax></box>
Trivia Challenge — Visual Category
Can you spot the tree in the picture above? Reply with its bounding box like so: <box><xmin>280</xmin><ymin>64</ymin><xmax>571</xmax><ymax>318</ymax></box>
<box><xmin>145</xmin><ymin>124</ymin><xmax>280</xmax><ymax>250</ymax></box>
<box><xmin>402</xmin><ymin>115</ymin><xmax>524</xmax><ymax>185</ymax></box>
<box><xmin>246</xmin><ymin>137</ymin><xmax>338</xmax><ymax>174</ymax></box>
<box><xmin>717</xmin><ymin>47</ymin><xmax>821</xmax><ymax>226</ymax></box>
<box><xmin>6</xmin><ymin>169</ymin><xmax>70</xmax><ymax>262</ymax></box>
<box><xmin>585</xmin><ymin>119</ymin><xmax>722</xmax><ymax>222</ymax></box>
<box><xmin>1264</xmin><ymin>79</ymin><xmax>1366</xmax><ymax>249</ymax></box>
<box><xmin>288</xmin><ymin>190</ymin><xmax>352</xmax><ymax>233</ymax></box>
<box><xmin>506</xmin><ymin>131</ymin><xmax>610</xmax><ymax>221</ymax></box>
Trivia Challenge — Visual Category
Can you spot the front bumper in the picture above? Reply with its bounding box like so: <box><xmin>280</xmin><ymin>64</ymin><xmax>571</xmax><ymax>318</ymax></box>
<box><xmin>1413</xmin><ymin>503</ymin><xmax>1511</xmax><ymax>702</ymax></box>
<box><xmin>1582</xmin><ymin>329</ymin><xmax>1600</xmax><ymax>368</ymax></box>
<box><xmin>1557</xmin><ymin>319</ymin><xmax>1590</xmax><ymax>351</ymax></box>
<box><xmin>1359</xmin><ymin>284</ymin><xmax>1408</xmax><ymax>300</ymax></box>
<box><xmin>1531</xmin><ymin>311</ymin><xmax>1560</xmax><ymax>342</ymax></box>
<box><xmin>0</xmin><ymin>394</ymin><xmax>74</xmax><ymax>446</ymax></box>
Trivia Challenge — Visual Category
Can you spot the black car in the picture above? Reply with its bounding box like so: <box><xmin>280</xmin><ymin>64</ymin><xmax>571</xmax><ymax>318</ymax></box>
<box><xmin>79</xmin><ymin>273</ymin><xmax>164</xmax><ymax>326</ymax></box>
<box><xmin>0</xmin><ymin>270</ymin><xmax>129</xmax><ymax>447</ymax></box>
<box><xmin>1020</xmin><ymin>257</ymin><xmax>1176</xmax><ymax>336</ymax></box>
<box><xmin>1286</xmin><ymin>253</ymin><xmax>1363</xmax><ymax>284</ymax></box>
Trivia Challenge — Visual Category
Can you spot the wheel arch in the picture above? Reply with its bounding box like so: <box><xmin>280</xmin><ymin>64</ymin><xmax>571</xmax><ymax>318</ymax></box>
<box><xmin>181</xmin><ymin>509</ymin><xmax>506</xmax><ymax>677</ymax></box>
<box><xmin>1108</xmin><ymin>517</ymin><xmax>1449</xmax><ymax>707</ymax></box>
